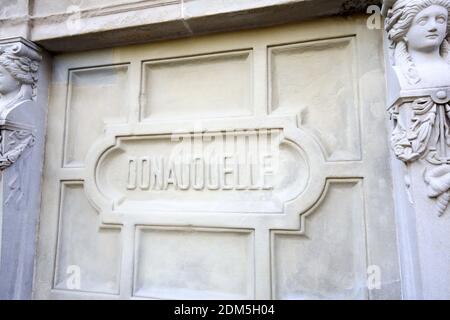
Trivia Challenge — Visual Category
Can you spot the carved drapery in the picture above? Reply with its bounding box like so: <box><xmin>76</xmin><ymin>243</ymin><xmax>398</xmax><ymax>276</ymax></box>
<box><xmin>390</xmin><ymin>91</ymin><xmax>450</xmax><ymax>216</ymax></box>
<box><xmin>0</xmin><ymin>129</ymin><xmax>35</xmax><ymax>171</ymax></box>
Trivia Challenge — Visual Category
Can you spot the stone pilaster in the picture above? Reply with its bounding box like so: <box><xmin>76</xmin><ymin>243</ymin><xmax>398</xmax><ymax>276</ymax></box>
<box><xmin>0</xmin><ymin>37</ymin><xmax>48</xmax><ymax>299</ymax></box>
<box><xmin>383</xmin><ymin>0</ymin><xmax>450</xmax><ymax>299</ymax></box>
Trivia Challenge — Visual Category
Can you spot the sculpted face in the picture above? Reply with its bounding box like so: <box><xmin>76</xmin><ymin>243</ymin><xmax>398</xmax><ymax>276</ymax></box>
<box><xmin>406</xmin><ymin>5</ymin><xmax>448</xmax><ymax>53</ymax></box>
<box><xmin>0</xmin><ymin>65</ymin><xmax>20</xmax><ymax>95</ymax></box>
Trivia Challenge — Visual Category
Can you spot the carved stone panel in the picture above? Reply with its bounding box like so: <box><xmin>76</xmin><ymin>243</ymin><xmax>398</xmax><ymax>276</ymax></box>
<box><xmin>141</xmin><ymin>51</ymin><xmax>253</xmax><ymax>120</ymax></box>
<box><xmin>63</xmin><ymin>65</ymin><xmax>129</xmax><ymax>167</ymax></box>
<box><xmin>53</xmin><ymin>183</ymin><xmax>122</xmax><ymax>295</ymax></box>
<box><xmin>269</xmin><ymin>37</ymin><xmax>361</xmax><ymax>161</ymax></box>
<box><xmin>272</xmin><ymin>181</ymin><xmax>367</xmax><ymax>299</ymax></box>
<box><xmin>134</xmin><ymin>227</ymin><xmax>254</xmax><ymax>299</ymax></box>
<box><xmin>34</xmin><ymin>17</ymin><xmax>400</xmax><ymax>300</ymax></box>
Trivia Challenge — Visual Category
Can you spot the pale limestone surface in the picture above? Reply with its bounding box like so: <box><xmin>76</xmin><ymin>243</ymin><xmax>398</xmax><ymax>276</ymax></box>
<box><xmin>32</xmin><ymin>15</ymin><xmax>401</xmax><ymax>300</ymax></box>
<box><xmin>0</xmin><ymin>38</ymin><xmax>48</xmax><ymax>299</ymax></box>
<box><xmin>0</xmin><ymin>0</ymin><xmax>29</xmax><ymax>39</ymax></box>
<box><xmin>1</xmin><ymin>0</ymin><xmax>431</xmax><ymax>301</ymax></box>
<box><xmin>384</xmin><ymin>0</ymin><xmax>450</xmax><ymax>299</ymax></box>
<box><xmin>0</xmin><ymin>0</ymin><xmax>379</xmax><ymax>51</ymax></box>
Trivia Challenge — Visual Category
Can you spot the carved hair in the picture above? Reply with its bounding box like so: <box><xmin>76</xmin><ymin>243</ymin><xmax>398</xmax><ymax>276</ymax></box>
<box><xmin>385</xmin><ymin>0</ymin><xmax>450</xmax><ymax>84</ymax></box>
<box><xmin>0</xmin><ymin>43</ymin><xmax>41</xmax><ymax>98</ymax></box>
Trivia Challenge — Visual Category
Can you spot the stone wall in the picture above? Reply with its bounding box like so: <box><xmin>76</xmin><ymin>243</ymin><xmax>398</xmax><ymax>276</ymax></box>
<box><xmin>1</xmin><ymin>0</ymin><xmax>449</xmax><ymax>300</ymax></box>
<box><xmin>0</xmin><ymin>0</ymin><xmax>380</xmax><ymax>51</ymax></box>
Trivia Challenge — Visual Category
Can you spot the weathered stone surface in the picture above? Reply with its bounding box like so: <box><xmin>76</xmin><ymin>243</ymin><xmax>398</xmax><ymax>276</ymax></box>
<box><xmin>0</xmin><ymin>0</ymin><xmax>420</xmax><ymax>301</ymax></box>
<box><xmin>0</xmin><ymin>0</ymin><xmax>30</xmax><ymax>39</ymax></box>
<box><xmin>384</xmin><ymin>0</ymin><xmax>450</xmax><ymax>299</ymax></box>
<box><xmin>0</xmin><ymin>37</ymin><xmax>48</xmax><ymax>300</ymax></box>
<box><xmin>1</xmin><ymin>0</ymin><xmax>380</xmax><ymax>52</ymax></box>
<box><xmin>33</xmin><ymin>15</ymin><xmax>400</xmax><ymax>300</ymax></box>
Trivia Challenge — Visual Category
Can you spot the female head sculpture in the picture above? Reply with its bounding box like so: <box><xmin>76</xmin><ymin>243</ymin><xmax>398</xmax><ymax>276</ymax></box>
<box><xmin>0</xmin><ymin>43</ymin><xmax>41</xmax><ymax>110</ymax></box>
<box><xmin>385</xmin><ymin>0</ymin><xmax>450</xmax><ymax>86</ymax></box>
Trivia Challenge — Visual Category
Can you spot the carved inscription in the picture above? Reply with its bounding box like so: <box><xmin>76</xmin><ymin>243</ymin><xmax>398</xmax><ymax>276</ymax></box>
<box><xmin>125</xmin><ymin>131</ymin><xmax>277</xmax><ymax>192</ymax></box>
<box><xmin>94</xmin><ymin>128</ymin><xmax>309</xmax><ymax>213</ymax></box>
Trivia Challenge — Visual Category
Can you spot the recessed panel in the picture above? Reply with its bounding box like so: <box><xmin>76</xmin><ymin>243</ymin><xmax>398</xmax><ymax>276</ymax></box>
<box><xmin>35</xmin><ymin>18</ymin><xmax>400</xmax><ymax>301</ymax></box>
<box><xmin>270</xmin><ymin>37</ymin><xmax>361</xmax><ymax>161</ymax></box>
<box><xmin>134</xmin><ymin>227</ymin><xmax>254</xmax><ymax>299</ymax></box>
<box><xmin>64</xmin><ymin>65</ymin><xmax>129</xmax><ymax>167</ymax></box>
<box><xmin>53</xmin><ymin>183</ymin><xmax>122</xmax><ymax>295</ymax></box>
<box><xmin>272</xmin><ymin>182</ymin><xmax>368</xmax><ymax>299</ymax></box>
<box><xmin>96</xmin><ymin>129</ymin><xmax>309</xmax><ymax>213</ymax></box>
<box><xmin>141</xmin><ymin>51</ymin><xmax>252</xmax><ymax>120</ymax></box>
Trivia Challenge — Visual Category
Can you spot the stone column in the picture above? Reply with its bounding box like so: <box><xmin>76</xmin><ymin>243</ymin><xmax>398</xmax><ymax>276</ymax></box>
<box><xmin>0</xmin><ymin>37</ymin><xmax>47</xmax><ymax>299</ymax></box>
<box><xmin>383</xmin><ymin>0</ymin><xmax>450</xmax><ymax>299</ymax></box>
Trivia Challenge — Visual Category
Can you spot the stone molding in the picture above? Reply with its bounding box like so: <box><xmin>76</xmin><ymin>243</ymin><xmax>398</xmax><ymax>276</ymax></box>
<box><xmin>0</xmin><ymin>0</ymin><xmax>380</xmax><ymax>52</ymax></box>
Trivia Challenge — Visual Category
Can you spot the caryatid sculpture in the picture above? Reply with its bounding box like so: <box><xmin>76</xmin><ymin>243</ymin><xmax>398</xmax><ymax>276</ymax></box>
<box><xmin>0</xmin><ymin>43</ymin><xmax>41</xmax><ymax>172</ymax></box>
<box><xmin>386</xmin><ymin>0</ymin><xmax>450</xmax><ymax>216</ymax></box>
<box><xmin>0</xmin><ymin>39</ymin><xmax>42</xmax><ymax>299</ymax></box>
